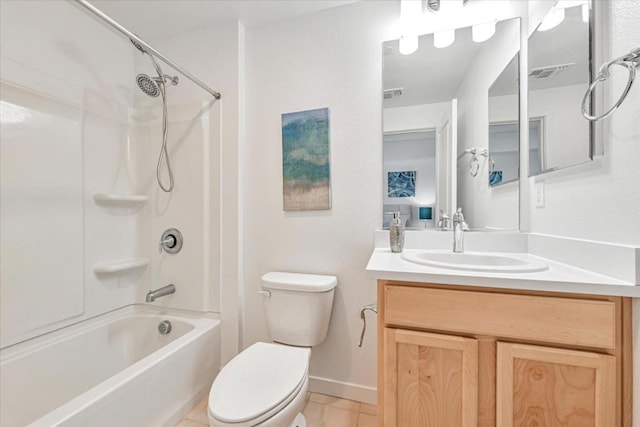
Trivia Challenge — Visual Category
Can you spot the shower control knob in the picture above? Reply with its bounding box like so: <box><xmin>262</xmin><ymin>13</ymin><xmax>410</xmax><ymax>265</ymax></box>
<box><xmin>159</xmin><ymin>228</ymin><xmax>183</xmax><ymax>254</ymax></box>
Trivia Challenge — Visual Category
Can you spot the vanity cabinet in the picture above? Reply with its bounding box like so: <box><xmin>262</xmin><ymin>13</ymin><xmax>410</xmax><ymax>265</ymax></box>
<box><xmin>377</xmin><ymin>281</ymin><xmax>633</xmax><ymax>427</ymax></box>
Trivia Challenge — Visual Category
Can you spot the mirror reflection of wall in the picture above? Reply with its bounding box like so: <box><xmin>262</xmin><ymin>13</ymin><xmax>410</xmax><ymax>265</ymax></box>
<box><xmin>528</xmin><ymin>1</ymin><xmax>592</xmax><ymax>175</ymax></box>
<box><xmin>488</xmin><ymin>53</ymin><xmax>520</xmax><ymax>188</ymax></box>
<box><xmin>383</xmin><ymin>130</ymin><xmax>436</xmax><ymax>229</ymax></box>
<box><xmin>455</xmin><ymin>18</ymin><xmax>520</xmax><ymax>231</ymax></box>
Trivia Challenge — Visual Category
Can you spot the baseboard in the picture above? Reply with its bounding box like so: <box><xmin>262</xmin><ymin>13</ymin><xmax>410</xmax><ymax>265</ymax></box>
<box><xmin>308</xmin><ymin>375</ymin><xmax>377</xmax><ymax>405</ymax></box>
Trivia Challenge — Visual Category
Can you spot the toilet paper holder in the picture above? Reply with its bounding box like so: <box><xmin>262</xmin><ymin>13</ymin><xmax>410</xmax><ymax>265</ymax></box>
<box><xmin>358</xmin><ymin>303</ymin><xmax>378</xmax><ymax>347</ymax></box>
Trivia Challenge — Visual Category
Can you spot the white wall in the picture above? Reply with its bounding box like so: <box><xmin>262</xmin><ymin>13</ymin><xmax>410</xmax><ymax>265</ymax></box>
<box><xmin>456</xmin><ymin>17</ymin><xmax>522</xmax><ymax>230</ymax></box>
<box><xmin>243</xmin><ymin>1</ymin><xmax>397</xmax><ymax>403</ymax></box>
<box><xmin>383</xmin><ymin>102</ymin><xmax>450</xmax><ymax>133</ymax></box>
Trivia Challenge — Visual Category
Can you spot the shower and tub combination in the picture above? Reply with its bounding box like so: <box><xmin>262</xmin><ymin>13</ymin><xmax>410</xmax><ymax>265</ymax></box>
<box><xmin>0</xmin><ymin>0</ymin><xmax>222</xmax><ymax>425</ymax></box>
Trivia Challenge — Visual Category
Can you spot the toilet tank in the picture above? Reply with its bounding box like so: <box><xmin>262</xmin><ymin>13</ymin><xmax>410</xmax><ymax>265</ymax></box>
<box><xmin>261</xmin><ymin>272</ymin><xmax>337</xmax><ymax>347</ymax></box>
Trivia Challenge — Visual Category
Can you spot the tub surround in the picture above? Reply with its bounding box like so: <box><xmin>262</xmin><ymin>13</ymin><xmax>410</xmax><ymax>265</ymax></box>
<box><xmin>367</xmin><ymin>230</ymin><xmax>640</xmax><ymax>297</ymax></box>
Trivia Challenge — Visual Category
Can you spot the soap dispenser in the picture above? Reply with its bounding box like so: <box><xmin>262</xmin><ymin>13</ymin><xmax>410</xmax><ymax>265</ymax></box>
<box><xmin>388</xmin><ymin>211</ymin><xmax>405</xmax><ymax>253</ymax></box>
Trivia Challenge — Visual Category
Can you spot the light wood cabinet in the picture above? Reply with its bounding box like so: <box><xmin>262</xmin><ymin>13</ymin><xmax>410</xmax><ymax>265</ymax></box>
<box><xmin>383</xmin><ymin>328</ymin><xmax>477</xmax><ymax>427</ymax></box>
<box><xmin>497</xmin><ymin>342</ymin><xmax>616</xmax><ymax>426</ymax></box>
<box><xmin>377</xmin><ymin>281</ymin><xmax>633</xmax><ymax>427</ymax></box>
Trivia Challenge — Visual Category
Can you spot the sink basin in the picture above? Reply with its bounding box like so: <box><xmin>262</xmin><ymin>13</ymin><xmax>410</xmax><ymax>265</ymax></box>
<box><xmin>401</xmin><ymin>250</ymin><xmax>548</xmax><ymax>273</ymax></box>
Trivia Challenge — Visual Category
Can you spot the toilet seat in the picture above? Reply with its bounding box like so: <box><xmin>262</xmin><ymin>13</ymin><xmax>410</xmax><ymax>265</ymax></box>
<box><xmin>209</xmin><ymin>342</ymin><xmax>310</xmax><ymax>426</ymax></box>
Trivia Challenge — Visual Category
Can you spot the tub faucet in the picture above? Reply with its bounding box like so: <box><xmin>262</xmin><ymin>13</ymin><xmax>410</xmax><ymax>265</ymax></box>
<box><xmin>146</xmin><ymin>284</ymin><xmax>175</xmax><ymax>303</ymax></box>
<box><xmin>452</xmin><ymin>208</ymin><xmax>469</xmax><ymax>253</ymax></box>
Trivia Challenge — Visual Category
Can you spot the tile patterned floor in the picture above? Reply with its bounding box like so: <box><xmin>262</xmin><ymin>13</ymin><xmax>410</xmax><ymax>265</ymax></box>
<box><xmin>177</xmin><ymin>392</ymin><xmax>376</xmax><ymax>427</ymax></box>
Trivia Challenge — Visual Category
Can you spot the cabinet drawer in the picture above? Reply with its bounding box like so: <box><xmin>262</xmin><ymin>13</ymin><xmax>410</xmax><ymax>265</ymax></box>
<box><xmin>384</xmin><ymin>285</ymin><xmax>617</xmax><ymax>349</ymax></box>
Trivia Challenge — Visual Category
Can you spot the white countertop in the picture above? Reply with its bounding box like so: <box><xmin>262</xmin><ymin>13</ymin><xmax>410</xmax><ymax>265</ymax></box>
<box><xmin>366</xmin><ymin>248</ymin><xmax>640</xmax><ymax>297</ymax></box>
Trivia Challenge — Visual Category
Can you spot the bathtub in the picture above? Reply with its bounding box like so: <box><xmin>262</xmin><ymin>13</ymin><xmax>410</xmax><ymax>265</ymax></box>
<box><xmin>0</xmin><ymin>305</ymin><xmax>220</xmax><ymax>427</ymax></box>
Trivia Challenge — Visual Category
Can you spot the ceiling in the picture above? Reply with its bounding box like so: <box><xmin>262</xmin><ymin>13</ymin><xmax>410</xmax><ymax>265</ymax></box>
<box><xmin>89</xmin><ymin>0</ymin><xmax>359</xmax><ymax>40</ymax></box>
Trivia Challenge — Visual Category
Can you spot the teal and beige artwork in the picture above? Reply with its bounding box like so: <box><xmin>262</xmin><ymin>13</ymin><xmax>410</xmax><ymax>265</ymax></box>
<box><xmin>388</xmin><ymin>171</ymin><xmax>416</xmax><ymax>197</ymax></box>
<box><xmin>281</xmin><ymin>108</ymin><xmax>331</xmax><ymax>211</ymax></box>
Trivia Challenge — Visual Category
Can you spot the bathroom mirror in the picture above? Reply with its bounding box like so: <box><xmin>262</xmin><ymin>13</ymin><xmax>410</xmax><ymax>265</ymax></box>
<box><xmin>383</xmin><ymin>18</ymin><xmax>521</xmax><ymax>230</ymax></box>
<box><xmin>488</xmin><ymin>53</ymin><xmax>520</xmax><ymax>187</ymax></box>
<box><xmin>528</xmin><ymin>1</ymin><xmax>593</xmax><ymax>175</ymax></box>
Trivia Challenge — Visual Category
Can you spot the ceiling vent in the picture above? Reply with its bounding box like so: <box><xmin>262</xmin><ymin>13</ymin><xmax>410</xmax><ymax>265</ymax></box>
<box><xmin>384</xmin><ymin>88</ymin><xmax>403</xmax><ymax>99</ymax></box>
<box><xmin>529</xmin><ymin>63</ymin><xmax>574</xmax><ymax>79</ymax></box>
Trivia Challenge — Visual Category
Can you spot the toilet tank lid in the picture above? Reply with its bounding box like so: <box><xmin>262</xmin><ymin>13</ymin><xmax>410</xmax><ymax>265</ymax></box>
<box><xmin>261</xmin><ymin>272</ymin><xmax>337</xmax><ymax>292</ymax></box>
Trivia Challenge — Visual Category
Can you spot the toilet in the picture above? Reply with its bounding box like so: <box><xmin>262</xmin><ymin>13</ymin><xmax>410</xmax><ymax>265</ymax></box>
<box><xmin>208</xmin><ymin>272</ymin><xmax>338</xmax><ymax>427</ymax></box>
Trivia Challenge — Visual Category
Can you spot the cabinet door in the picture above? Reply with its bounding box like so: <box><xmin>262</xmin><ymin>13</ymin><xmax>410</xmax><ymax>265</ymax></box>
<box><xmin>383</xmin><ymin>328</ymin><xmax>478</xmax><ymax>427</ymax></box>
<box><xmin>497</xmin><ymin>342</ymin><xmax>616</xmax><ymax>427</ymax></box>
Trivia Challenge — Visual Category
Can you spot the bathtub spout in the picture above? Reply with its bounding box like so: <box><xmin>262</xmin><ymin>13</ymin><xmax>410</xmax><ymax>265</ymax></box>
<box><xmin>146</xmin><ymin>284</ymin><xmax>175</xmax><ymax>303</ymax></box>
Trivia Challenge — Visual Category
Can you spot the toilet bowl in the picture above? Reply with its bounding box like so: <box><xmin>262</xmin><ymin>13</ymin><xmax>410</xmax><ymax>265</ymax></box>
<box><xmin>208</xmin><ymin>272</ymin><xmax>337</xmax><ymax>427</ymax></box>
<box><xmin>208</xmin><ymin>343</ymin><xmax>310</xmax><ymax>427</ymax></box>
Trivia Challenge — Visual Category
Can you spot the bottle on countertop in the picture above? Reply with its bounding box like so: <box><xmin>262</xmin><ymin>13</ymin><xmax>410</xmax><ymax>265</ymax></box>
<box><xmin>388</xmin><ymin>211</ymin><xmax>405</xmax><ymax>253</ymax></box>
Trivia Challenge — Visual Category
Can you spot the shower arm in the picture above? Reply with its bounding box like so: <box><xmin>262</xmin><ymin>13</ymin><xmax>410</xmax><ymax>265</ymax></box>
<box><xmin>71</xmin><ymin>0</ymin><xmax>221</xmax><ymax>100</ymax></box>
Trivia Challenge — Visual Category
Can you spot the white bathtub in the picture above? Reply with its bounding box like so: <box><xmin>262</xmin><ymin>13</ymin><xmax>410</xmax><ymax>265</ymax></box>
<box><xmin>0</xmin><ymin>305</ymin><xmax>220</xmax><ymax>427</ymax></box>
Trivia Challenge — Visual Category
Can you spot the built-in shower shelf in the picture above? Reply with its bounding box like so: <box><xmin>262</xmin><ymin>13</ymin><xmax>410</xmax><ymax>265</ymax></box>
<box><xmin>94</xmin><ymin>258</ymin><xmax>148</xmax><ymax>274</ymax></box>
<box><xmin>93</xmin><ymin>193</ymin><xmax>148</xmax><ymax>206</ymax></box>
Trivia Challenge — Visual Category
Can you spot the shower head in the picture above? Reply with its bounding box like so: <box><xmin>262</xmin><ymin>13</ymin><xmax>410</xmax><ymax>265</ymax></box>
<box><xmin>136</xmin><ymin>73</ymin><xmax>179</xmax><ymax>97</ymax></box>
<box><xmin>136</xmin><ymin>74</ymin><xmax>160</xmax><ymax>97</ymax></box>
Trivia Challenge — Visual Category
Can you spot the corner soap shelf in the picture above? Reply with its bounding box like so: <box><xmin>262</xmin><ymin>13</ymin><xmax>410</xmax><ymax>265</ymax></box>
<box><xmin>93</xmin><ymin>258</ymin><xmax>148</xmax><ymax>274</ymax></box>
<box><xmin>93</xmin><ymin>193</ymin><xmax>148</xmax><ymax>207</ymax></box>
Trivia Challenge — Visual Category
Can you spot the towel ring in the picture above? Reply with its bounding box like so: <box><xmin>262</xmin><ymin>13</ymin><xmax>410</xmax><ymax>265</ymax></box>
<box><xmin>582</xmin><ymin>47</ymin><xmax>640</xmax><ymax>121</ymax></box>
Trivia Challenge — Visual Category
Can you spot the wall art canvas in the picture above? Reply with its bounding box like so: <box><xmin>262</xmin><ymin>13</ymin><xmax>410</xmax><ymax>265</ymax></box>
<box><xmin>388</xmin><ymin>171</ymin><xmax>416</xmax><ymax>198</ymax></box>
<box><xmin>281</xmin><ymin>108</ymin><xmax>331</xmax><ymax>211</ymax></box>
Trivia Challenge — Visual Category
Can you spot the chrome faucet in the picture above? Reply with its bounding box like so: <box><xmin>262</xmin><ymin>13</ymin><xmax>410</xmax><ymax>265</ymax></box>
<box><xmin>146</xmin><ymin>284</ymin><xmax>175</xmax><ymax>303</ymax></box>
<box><xmin>452</xmin><ymin>208</ymin><xmax>469</xmax><ymax>253</ymax></box>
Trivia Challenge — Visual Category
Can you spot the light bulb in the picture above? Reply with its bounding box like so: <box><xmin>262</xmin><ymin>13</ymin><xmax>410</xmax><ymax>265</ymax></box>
<box><xmin>537</xmin><ymin>7</ymin><xmax>565</xmax><ymax>32</ymax></box>
<box><xmin>472</xmin><ymin>21</ymin><xmax>496</xmax><ymax>43</ymax></box>
<box><xmin>434</xmin><ymin>29</ymin><xmax>455</xmax><ymax>48</ymax></box>
<box><xmin>399</xmin><ymin>36</ymin><xmax>418</xmax><ymax>55</ymax></box>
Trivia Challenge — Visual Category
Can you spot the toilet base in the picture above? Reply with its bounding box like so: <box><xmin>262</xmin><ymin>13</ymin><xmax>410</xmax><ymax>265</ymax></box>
<box><xmin>290</xmin><ymin>413</ymin><xmax>306</xmax><ymax>427</ymax></box>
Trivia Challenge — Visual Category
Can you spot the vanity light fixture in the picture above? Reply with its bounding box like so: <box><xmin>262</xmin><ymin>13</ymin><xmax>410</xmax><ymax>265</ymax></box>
<box><xmin>472</xmin><ymin>21</ymin><xmax>496</xmax><ymax>43</ymax></box>
<box><xmin>434</xmin><ymin>29</ymin><xmax>455</xmax><ymax>48</ymax></box>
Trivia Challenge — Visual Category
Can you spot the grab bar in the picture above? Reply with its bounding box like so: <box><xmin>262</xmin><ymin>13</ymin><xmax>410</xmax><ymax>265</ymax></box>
<box><xmin>357</xmin><ymin>303</ymin><xmax>377</xmax><ymax>347</ymax></box>
<box><xmin>582</xmin><ymin>47</ymin><xmax>640</xmax><ymax>121</ymax></box>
